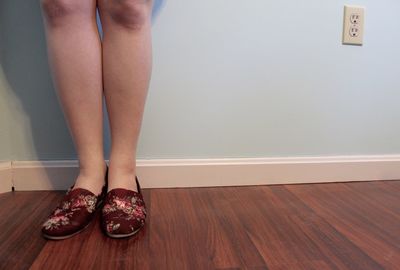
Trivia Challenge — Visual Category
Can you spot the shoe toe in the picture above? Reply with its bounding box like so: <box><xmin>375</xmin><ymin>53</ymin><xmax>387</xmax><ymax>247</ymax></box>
<box><xmin>42</xmin><ymin>225</ymin><xmax>75</xmax><ymax>238</ymax></box>
<box><xmin>101</xmin><ymin>188</ymin><xmax>147</xmax><ymax>237</ymax></box>
<box><xmin>102</xmin><ymin>217</ymin><xmax>142</xmax><ymax>236</ymax></box>
<box><xmin>41</xmin><ymin>188</ymin><xmax>103</xmax><ymax>239</ymax></box>
<box><xmin>41</xmin><ymin>215</ymin><xmax>80</xmax><ymax>238</ymax></box>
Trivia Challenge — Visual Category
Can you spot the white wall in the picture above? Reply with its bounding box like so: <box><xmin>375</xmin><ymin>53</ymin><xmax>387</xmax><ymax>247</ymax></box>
<box><xmin>140</xmin><ymin>0</ymin><xmax>400</xmax><ymax>158</ymax></box>
<box><xmin>1</xmin><ymin>0</ymin><xmax>400</xmax><ymax>161</ymax></box>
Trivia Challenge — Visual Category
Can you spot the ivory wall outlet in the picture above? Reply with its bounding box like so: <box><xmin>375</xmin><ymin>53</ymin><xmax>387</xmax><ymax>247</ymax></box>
<box><xmin>342</xmin><ymin>5</ymin><xmax>365</xmax><ymax>45</ymax></box>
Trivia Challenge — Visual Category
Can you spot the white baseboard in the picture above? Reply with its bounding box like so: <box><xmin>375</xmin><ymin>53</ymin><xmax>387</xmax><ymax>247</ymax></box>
<box><xmin>8</xmin><ymin>155</ymin><xmax>400</xmax><ymax>191</ymax></box>
<box><xmin>0</xmin><ymin>161</ymin><xmax>13</xmax><ymax>194</ymax></box>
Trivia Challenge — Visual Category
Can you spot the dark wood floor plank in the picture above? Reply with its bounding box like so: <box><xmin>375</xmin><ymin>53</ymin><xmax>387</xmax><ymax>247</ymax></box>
<box><xmin>0</xmin><ymin>191</ymin><xmax>64</xmax><ymax>270</ymax></box>
<box><xmin>147</xmin><ymin>188</ymin><xmax>215</xmax><ymax>270</ymax></box>
<box><xmin>314</xmin><ymin>182</ymin><xmax>400</xmax><ymax>247</ymax></box>
<box><xmin>0</xmin><ymin>180</ymin><xmax>399</xmax><ymax>270</ymax></box>
<box><xmin>201</xmin><ymin>187</ymin><xmax>267</xmax><ymax>269</ymax></box>
<box><xmin>286</xmin><ymin>183</ymin><xmax>399</xmax><ymax>270</ymax></box>
<box><xmin>225</xmin><ymin>185</ymin><xmax>327</xmax><ymax>269</ymax></box>
<box><xmin>382</xmin><ymin>180</ymin><xmax>400</xmax><ymax>192</ymax></box>
<box><xmin>330</xmin><ymin>182</ymin><xmax>397</xmax><ymax>244</ymax></box>
<box><xmin>276</xmin><ymin>184</ymin><xmax>387</xmax><ymax>270</ymax></box>
<box><xmin>0</xmin><ymin>191</ymin><xmax>46</xmax><ymax>229</ymax></box>
<box><xmin>31</xmin><ymin>212</ymin><xmax>102</xmax><ymax>270</ymax></box>
<box><xmin>340</xmin><ymin>181</ymin><xmax>400</xmax><ymax>230</ymax></box>
<box><xmin>0</xmin><ymin>191</ymin><xmax>11</xmax><ymax>205</ymax></box>
<box><xmin>343</xmin><ymin>181</ymin><xmax>400</xmax><ymax>215</ymax></box>
<box><xmin>185</xmin><ymin>188</ymin><xmax>241</xmax><ymax>269</ymax></box>
<box><xmin>266</xmin><ymin>259</ymin><xmax>331</xmax><ymax>270</ymax></box>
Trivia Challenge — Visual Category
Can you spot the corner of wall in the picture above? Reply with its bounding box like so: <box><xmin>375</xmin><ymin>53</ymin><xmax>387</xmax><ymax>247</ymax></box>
<box><xmin>0</xmin><ymin>161</ymin><xmax>13</xmax><ymax>194</ymax></box>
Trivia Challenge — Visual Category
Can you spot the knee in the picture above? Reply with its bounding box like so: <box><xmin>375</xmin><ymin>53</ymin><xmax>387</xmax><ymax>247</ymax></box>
<box><xmin>40</xmin><ymin>0</ymin><xmax>89</xmax><ymax>27</ymax></box>
<box><xmin>99</xmin><ymin>0</ymin><xmax>153</xmax><ymax>30</ymax></box>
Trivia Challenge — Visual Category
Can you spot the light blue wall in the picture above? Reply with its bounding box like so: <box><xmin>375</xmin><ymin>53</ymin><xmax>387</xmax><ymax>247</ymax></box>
<box><xmin>1</xmin><ymin>0</ymin><xmax>400</xmax><ymax>161</ymax></box>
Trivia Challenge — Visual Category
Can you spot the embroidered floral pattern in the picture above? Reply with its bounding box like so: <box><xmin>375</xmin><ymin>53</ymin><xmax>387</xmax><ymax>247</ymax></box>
<box><xmin>42</xmin><ymin>189</ymin><xmax>99</xmax><ymax>231</ymax></box>
<box><xmin>41</xmin><ymin>166</ymin><xmax>108</xmax><ymax>239</ymax></box>
<box><xmin>70</xmin><ymin>194</ymin><xmax>97</xmax><ymax>213</ymax></box>
<box><xmin>42</xmin><ymin>212</ymin><xmax>73</xmax><ymax>230</ymax></box>
<box><xmin>102</xmin><ymin>189</ymin><xmax>147</xmax><ymax>234</ymax></box>
<box><xmin>103</xmin><ymin>195</ymin><xmax>146</xmax><ymax>218</ymax></box>
<box><xmin>106</xmin><ymin>220</ymin><xmax>121</xmax><ymax>232</ymax></box>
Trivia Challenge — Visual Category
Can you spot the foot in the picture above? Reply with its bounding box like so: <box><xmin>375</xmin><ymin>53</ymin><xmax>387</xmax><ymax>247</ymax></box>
<box><xmin>72</xmin><ymin>162</ymin><xmax>108</xmax><ymax>196</ymax></box>
<box><xmin>101</xmin><ymin>188</ymin><xmax>147</xmax><ymax>238</ymax></box>
<box><xmin>106</xmin><ymin>166</ymin><xmax>138</xmax><ymax>193</ymax></box>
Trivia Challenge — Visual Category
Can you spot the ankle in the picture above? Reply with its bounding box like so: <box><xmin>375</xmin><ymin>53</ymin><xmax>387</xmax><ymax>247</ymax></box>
<box><xmin>73</xmin><ymin>166</ymin><xmax>108</xmax><ymax>194</ymax></box>
<box><xmin>79</xmin><ymin>162</ymin><xmax>107</xmax><ymax>177</ymax></box>
<box><xmin>107</xmin><ymin>170</ymin><xmax>138</xmax><ymax>192</ymax></box>
<box><xmin>108</xmin><ymin>162</ymin><xmax>136</xmax><ymax>175</ymax></box>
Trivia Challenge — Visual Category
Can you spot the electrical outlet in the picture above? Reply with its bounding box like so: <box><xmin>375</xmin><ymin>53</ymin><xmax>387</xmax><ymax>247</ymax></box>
<box><xmin>350</xmin><ymin>13</ymin><xmax>361</xmax><ymax>24</ymax></box>
<box><xmin>342</xmin><ymin>5</ymin><xmax>365</xmax><ymax>45</ymax></box>
<box><xmin>349</xmin><ymin>26</ymin><xmax>360</xmax><ymax>37</ymax></box>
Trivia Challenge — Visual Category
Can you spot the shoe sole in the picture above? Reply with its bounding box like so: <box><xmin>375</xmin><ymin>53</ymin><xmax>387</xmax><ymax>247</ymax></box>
<box><xmin>104</xmin><ymin>224</ymin><xmax>144</xmax><ymax>239</ymax></box>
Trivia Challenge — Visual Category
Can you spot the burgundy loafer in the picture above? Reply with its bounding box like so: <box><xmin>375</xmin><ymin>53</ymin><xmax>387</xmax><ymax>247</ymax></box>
<box><xmin>41</xmin><ymin>165</ymin><xmax>109</xmax><ymax>240</ymax></box>
<box><xmin>101</xmin><ymin>176</ymin><xmax>147</xmax><ymax>238</ymax></box>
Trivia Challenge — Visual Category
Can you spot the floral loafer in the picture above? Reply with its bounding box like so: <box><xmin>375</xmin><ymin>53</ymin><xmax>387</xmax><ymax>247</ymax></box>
<box><xmin>101</xmin><ymin>176</ymin><xmax>147</xmax><ymax>238</ymax></box>
<box><xmin>41</xmin><ymin>166</ymin><xmax>109</xmax><ymax>240</ymax></box>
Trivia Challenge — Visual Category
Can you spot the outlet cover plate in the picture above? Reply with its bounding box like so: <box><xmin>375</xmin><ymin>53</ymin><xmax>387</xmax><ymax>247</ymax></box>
<box><xmin>342</xmin><ymin>5</ymin><xmax>365</xmax><ymax>45</ymax></box>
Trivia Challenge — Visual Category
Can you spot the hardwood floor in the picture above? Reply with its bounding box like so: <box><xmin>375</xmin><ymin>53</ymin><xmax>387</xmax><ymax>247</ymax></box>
<box><xmin>0</xmin><ymin>180</ymin><xmax>399</xmax><ymax>270</ymax></box>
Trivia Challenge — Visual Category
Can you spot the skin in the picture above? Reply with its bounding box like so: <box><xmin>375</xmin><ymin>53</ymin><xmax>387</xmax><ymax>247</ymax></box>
<box><xmin>40</xmin><ymin>0</ymin><xmax>154</xmax><ymax>194</ymax></box>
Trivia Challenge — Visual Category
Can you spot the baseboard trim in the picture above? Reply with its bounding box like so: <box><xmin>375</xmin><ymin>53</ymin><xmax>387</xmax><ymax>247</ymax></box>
<box><xmin>0</xmin><ymin>161</ymin><xmax>13</xmax><ymax>194</ymax></box>
<box><xmin>9</xmin><ymin>155</ymin><xmax>400</xmax><ymax>191</ymax></box>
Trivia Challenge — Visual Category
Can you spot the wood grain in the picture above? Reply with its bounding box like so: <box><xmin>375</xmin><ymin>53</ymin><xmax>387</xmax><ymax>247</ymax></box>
<box><xmin>0</xmin><ymin>180</ymin><xmax>398</xmax><ymax>270</ymax></box>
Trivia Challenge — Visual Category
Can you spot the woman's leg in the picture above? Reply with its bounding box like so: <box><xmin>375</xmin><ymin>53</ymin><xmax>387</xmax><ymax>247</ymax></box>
<box><xmin>40</xmin><ymin>0</ymin><xmax>107</xmax><ymax>195</ymax></box>
<box><xmin>97</xmin><ymin>0</ymin><xmax>154</xmax><ymax>192</ymax></box>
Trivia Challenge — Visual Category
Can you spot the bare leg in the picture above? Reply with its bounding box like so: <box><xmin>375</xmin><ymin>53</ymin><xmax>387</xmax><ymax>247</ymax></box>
<box><xmin>40</xmin><ymin>0</ymin><xmax>107</xmax><ymax>195</ymax></box>
<box><xmin>97</xmin><ymin>0</ymin><xmax>153</xmax><ymax>192</ymax></box>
